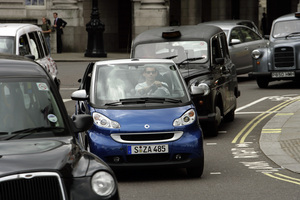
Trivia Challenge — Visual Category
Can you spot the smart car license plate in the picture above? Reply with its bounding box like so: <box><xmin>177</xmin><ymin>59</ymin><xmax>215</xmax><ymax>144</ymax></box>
<box><xmin>272</xmin><ymin>71</ymin><xmax>295</xmax><ymax>78</ymax></box>
<box><xmin>128</xmin><ymin>144</ymin><xmax>169</xmax><ymax>154</ymax></box>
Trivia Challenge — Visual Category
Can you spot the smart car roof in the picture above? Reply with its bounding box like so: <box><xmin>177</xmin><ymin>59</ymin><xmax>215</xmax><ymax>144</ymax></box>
<box><xmin>132</xmin><ymin>25</ymin><xmax>223</xmax><ymax>46</ymax></box>
<box><xmin>0</xmin><ymin>54</ymin><xmax>48</xmax><ymax>77</ymax></box>
<box><xmin>0</xmin><ymin>23</ymin><xmax>41</xmax><ymax>37</ymax></box>
<box><xmin>95</xmin><ymin>58</ymin><xmax>176</xmax><ymax>66</ymax></box>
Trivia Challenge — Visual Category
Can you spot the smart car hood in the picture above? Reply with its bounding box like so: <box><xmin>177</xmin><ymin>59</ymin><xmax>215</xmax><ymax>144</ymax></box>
<box><xmin>0</xmin><ymin>137</ymin><xmax>77</xmax><ymax>175</ymax></box>
<box><xmin>93</xmin><ymin>105</ymin><xmax>194</xmax><ymax>132</ymax></box>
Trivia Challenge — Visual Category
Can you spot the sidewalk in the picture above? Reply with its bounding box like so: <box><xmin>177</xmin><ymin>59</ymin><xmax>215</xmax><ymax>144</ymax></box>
<box><xmin>52</xmin><ymin>52</ymin><xmax>300</xmax><ymax>174</ymax></box>
<box><xmin>51</xmin><ymin>52</ymin><xmax>130</xmax><ymax>62</ymax></box>
<box><xmin>260</xmin><ymin>99</ymin><xmax>300</xmax><ymax>173</ymax></box>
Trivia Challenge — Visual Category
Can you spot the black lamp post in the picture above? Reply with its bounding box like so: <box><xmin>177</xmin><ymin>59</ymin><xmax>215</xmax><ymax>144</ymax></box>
<box><xmin>85</xmin><ymin>0</ymin><xmax>107</xmax><ymax>57</ymax></box>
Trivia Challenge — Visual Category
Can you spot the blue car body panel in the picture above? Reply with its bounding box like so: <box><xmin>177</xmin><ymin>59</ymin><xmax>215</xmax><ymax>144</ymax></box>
<box><xmin>87</xmin><ymin>104</ymin><xmax>203</xmax><ymax>167</ymax></box>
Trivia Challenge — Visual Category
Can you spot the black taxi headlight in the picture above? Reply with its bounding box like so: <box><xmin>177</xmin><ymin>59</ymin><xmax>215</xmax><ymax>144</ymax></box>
<box><xmin>91</xmin><ymin>171</ymin><xmax>116</xmax><ymax>197</ymax></box>
<box><xmin>251</xmin><ymin>50</ymin><xmax>261</xmax><ymax>59</ymax></box>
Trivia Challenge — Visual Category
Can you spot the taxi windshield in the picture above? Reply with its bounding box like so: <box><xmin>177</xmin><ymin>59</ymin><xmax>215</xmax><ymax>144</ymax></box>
<box><xmin>0</xmin><ymin>37</ymin><xmax>15</xmax><ymax>55</ymax></box>
<box><xmin>134</xmin><ymin>41</ymin><xmax>208</xmax><ymax>64</ymax></box>
<box><xmin>0</xmin><ymin>79</ymin><xmax>66</xmax><ymax>136</ymax></box>
<box><xmin>273</xmin><ymin>20</ymin><xmax>300</xmax><ymax>38</ymax></box>
<box><xmin>92</xmin><ymin>62</ymin><xmax>190</xmax><ymax>106</ymax></box>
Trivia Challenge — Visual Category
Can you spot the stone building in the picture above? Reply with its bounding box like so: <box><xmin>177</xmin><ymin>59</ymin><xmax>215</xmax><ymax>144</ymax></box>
<box><xmin>0</xmin><ymin>0</ymin><xmax>299</xmax><ymax>54</ymax></box>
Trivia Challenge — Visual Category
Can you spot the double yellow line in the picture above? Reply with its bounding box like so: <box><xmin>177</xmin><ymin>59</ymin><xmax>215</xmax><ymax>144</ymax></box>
<box><xmin>232</xmin><ymin>96</ymin><xmax>300</xmax><ymax>186</ymax></box>
<box><xmin>232</xmin><ymin>97</ymin><xmax>300</xmax><ymax>144</ymax></box>
<box><xmin>264</xmin><ymin>173</ymin><xmax>300</xmax><ymax>185</ymax></box>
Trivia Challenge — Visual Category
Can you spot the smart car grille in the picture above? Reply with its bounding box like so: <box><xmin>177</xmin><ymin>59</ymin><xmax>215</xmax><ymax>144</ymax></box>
<box><xmin>121</xmin><ymin>133</ymin><xmax>174</xmax><ymax>141</ymax></box>
<box><xmin>0</xmin><ymin>172</ymin><xmax>65</xmax><ymax>200</ymax></box>
<box><xmin>111</xmin><ymin>131</ymin><xmax>183</xmax><ymax>144</ymax></box>
<box><xmin>274</xmin><ymin>47</ymin><xmax>294</xmax><ymax>67</ymax></box>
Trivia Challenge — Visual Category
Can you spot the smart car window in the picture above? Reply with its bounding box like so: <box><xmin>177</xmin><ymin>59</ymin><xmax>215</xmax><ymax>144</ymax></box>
<box><xmin>0</xmin><ymin>79</ymin><xmax>65</xmax><ymax>135</ymax></box>
<box><xmin>134</xmin><ymin>41</ymin><xmax>208</xmax><ymax>63</ymax></box>
<box><xmin>28</xmin><ymin>32</ymin><xmax>44</xmax><ymax>59</ymax></box>
<box><xmin>92</xmin><ymin>63</ymin><xmax>189</xmax><ymax>106</ymax></box>
<box><xmin>0</xmin><ymin>36</ymin><xmax>15</xmax><ymax>54</ymax></box>
<box><xmin>19</xmin><ymin>35</ymin><xmax>31</xmax><ymax>56</ymax></box>
<box><xmin>273</xmin><ymin>20</ymin><xmax>300</xmax><ymax>38</ymax></box>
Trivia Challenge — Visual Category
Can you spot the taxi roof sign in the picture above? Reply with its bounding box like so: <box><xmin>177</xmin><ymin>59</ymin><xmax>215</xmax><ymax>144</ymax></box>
<box><xmin>295</xmin><ymin>12</ymin><xmax>300</xmax><ymax>18</ymax></box>
<box><xmin>162</xmin><ymin>30</ymin><xmax>181</xmax><ymax>39</ymax></box>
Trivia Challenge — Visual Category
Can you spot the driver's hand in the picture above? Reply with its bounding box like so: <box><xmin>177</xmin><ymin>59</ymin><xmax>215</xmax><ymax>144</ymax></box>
<box><xmin>154</xmin><ymin>81</ymin><xmax>162</xmax><ymax>87</ymax></box>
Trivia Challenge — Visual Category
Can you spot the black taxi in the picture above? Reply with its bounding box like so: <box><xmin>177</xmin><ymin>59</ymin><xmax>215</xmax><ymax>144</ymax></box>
<box><xmin>131</xmin><ymin>25</ymin><xmax>240</xmax><ymax>136</ymax></box>
<box><xmin>0</xmin><ymin>55</ymin><xmax>119</xmax><ymax>200</ymax></box>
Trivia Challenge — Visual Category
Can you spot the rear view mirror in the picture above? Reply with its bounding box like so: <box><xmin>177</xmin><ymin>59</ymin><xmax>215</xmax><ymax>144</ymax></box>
<box><xmin>230</xmin><ymin>39</ymin><xmax>241</xmax><ymax>45</ymax></box>
<box><xmin>71</xmin><ymin>114</ymin><xmax>93</xmax><ymax>133</ymax></box>
<box><xmin>71</xmin><ymin>89</ymin><xmax>88</xmax><ymax>101</ymax></box>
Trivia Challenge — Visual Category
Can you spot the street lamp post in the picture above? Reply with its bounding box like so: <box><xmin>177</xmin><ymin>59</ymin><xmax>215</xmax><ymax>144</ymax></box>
<box><xmin>85</xmin><ymin>0</ymin><xmax>107</xmax><ymax>57</ymax></box>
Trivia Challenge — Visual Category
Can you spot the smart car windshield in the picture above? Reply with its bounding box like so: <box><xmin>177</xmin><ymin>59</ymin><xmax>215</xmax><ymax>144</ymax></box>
<box><xmin>0</xmin><ymin>78</ymin><xmax>66</xmax><ymax>137</ymax></box>
<box><xmin>134</xmin><ymin>41</ymin><xmax>208</xmax><ymax>64</ymax></box>
<box><xmin>273</xmin><ymin>20</ymin><xmax>300</xmax><ymax>38</ymax></box>
<box><xmin>0</xmin><ymin>37</ymin><xmax>15</xmax><ymax>55</ymax></box>
<box><xmin>91</xmin><ymin>62</ymin><xmax>190</xmax><ymax>106</ymax></box>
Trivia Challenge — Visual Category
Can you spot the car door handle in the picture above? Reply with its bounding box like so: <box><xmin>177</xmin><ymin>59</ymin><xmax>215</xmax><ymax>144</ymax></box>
<box><xmin>245</xmin><ymin>47</ymin><xmax>249</xmax><ymax>50</ymax></box>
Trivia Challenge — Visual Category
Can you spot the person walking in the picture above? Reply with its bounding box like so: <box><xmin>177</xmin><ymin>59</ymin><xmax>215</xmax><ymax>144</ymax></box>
<box><xmin>53</xmin><ymin>12</ymin><xmax>67</xmax><ymax>53</ymax></box>
<box><xmin>41</xmin><ymin>17</ymin><xmax>51</xmax><ymax>54</ymax></box>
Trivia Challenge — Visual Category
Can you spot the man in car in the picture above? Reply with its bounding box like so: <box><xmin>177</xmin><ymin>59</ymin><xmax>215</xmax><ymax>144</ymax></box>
<box><xmin>135</xmin><ymin>66</ymin><xmax>170</xmax><ymax>96</ymax></box>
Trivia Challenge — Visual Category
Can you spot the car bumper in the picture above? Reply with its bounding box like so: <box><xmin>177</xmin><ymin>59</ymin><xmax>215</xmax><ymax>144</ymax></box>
<box><xmin>249</xmin><ymin>70</ymin><xmax>300</xmax><ymax>78</ymax></box>
<box><xmin>87</xmin><ymin>127</ymin><xmax>203</xmax><ymax>169</ymax></box>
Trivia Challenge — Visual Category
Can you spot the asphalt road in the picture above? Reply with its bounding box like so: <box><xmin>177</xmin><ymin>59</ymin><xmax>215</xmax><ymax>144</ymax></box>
<box><xmin>58</xmin><ymin>62</ymin><xmax>300</xmax><ymax>200</ymax></box>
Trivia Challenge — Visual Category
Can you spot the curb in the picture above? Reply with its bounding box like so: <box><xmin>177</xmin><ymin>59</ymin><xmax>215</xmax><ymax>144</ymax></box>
<box><xmin>260</xmin><ymin>99</ymin><xmax>300</xmax><ymax>173</ymax></box>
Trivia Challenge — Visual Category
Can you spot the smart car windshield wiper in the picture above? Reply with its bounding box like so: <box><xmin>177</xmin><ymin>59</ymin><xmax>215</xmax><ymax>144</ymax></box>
<box><xmin>104</xmin><ymin>97</ymin><xmax>182</xmax><ymax>106</ymax></box>
<box><xmin>163</xmin><ymin>55</ymin><xmax>178</xmax><ymax>59</ymax></box>
<box><xmin>0</xmin><ymin>127</ymin><xmax>65</xmax><ymax>141</ymax></box>
<box><xmin>285</xmin><ymin>32</ymin><xmax>300</xmax><ymax>38</ymax></box>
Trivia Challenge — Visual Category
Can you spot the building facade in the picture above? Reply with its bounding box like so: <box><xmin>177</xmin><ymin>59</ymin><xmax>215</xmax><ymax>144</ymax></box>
<box><xmin>0</xmin><ymin>0</ymin><xmax>299</xmax><ymax>53</ymax></box>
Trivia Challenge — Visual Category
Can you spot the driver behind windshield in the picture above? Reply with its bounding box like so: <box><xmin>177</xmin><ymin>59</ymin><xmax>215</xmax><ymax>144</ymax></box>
<box><xmin>135</xmin><ymin>66</ymin><xmax>170</xmax><ymax>96</ymax></box>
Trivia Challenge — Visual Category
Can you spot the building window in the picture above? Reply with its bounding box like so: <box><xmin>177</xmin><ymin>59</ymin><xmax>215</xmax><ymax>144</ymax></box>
<box><xmin>25</xmin><ymin>0</ymin><xmax>45</xmax><ymax>6</ymax></box>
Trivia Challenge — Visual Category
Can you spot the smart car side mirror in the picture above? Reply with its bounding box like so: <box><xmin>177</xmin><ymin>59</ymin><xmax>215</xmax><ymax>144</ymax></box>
<box><xmin>71</xmin><ymin>114</ymin><xmax>93</xmax><ymax>133</ymax></box>
<box><xmin>71</xmin><ymin>89</ymin><xmax>89</xmax><ymax>100</ymax></box>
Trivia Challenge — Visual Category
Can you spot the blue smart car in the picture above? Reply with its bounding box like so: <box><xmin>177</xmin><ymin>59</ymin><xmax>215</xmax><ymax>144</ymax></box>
<box><xmin>72</xmin><ymin>59</ymin><xmax>204</xmax><ymax>177</ymax></box>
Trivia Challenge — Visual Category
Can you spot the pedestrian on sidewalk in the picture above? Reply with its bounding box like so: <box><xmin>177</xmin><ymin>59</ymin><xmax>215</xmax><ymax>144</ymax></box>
<box><xmin>41</xmin><ymin>17</ymin><xmax>51</xmax><ymax>54</ymax></box>
<box><xmin>53</xmin><ymin>12</ymin><xmax>67</xmax><ymax>53</ymax></box>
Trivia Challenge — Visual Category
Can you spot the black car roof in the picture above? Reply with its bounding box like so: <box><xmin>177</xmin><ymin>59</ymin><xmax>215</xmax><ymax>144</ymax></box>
<box><xmin>132</xmin><ymin>25</ymin><xmax>223</xmax><ymax>46</ymax></box>
<box><xmin>0</xmin><ymin>54</ymin><xmax>47</xmax><ymax>77</ymax></box>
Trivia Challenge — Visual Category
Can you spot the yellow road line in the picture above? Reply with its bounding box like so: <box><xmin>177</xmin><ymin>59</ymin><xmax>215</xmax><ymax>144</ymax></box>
<box><xmin>261</xmin><ymin>129</ymin><xmax>282</xmax><ymax>134</ymax></box>
<box><xmin>264</xmin><ymin>173</ymin><xmax>300</xmax><ymax>185</ymax></box>
<box><xmin>275</xmin><ymin>113</ymin><xmax>294</xmax><ymax>116</ymax></box>
<box><xmin>232</xmin><ymin>98</ymin><xmax>300</xmax><ymax>144</ymax></box>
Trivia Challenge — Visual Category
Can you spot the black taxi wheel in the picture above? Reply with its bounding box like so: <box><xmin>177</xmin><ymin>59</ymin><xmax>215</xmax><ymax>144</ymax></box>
<box><xmin>256</xmin><ymin>77</ymin><xmax>269</xmax><ymax>88</ymax></box>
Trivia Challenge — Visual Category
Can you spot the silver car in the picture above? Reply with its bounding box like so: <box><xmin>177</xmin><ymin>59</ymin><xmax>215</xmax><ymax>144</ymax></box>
<box><xmin>250</xmin><ymin>13</ymin><xmax>300</xmax><ymax>88</ymax></box>
<box><xmin>201</xmin><ymin>21</ymin><xmax>268</xmax><ymax>75</ymax></box>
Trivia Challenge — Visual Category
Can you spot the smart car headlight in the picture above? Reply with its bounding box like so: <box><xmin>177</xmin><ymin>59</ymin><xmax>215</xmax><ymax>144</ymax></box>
<box><xmin>91</xmin><ymin>171</ymin><xmax>116</xmax><ymax>197</ymax></box>
<box><xmin>173</xmin><ymin>109</ymin><xmax>196</xmax><ymax>126</ymax></box>
<box><xmin>93</xmin><ymin>112</ymin><xmax>120</xmax><ymax>129</ymax></box>
<box><xmin>251</xmin><ymin>50</ymin><xmax>261</xmax><ymax>59</ymax></box>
